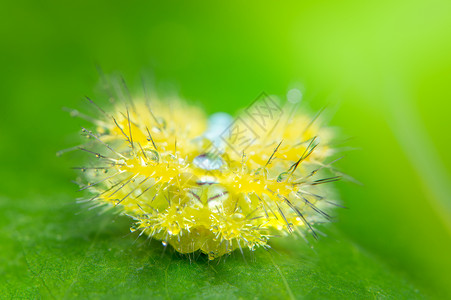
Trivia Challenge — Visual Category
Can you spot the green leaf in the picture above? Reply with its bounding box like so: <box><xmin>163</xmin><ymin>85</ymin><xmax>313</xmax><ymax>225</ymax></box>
<box><xmin>1</xmin><ymin>1</ymin><xmax>451</xmax><ymax>298</ymax></box>
<box><xmin>0</xmin><ymin>195</ymin><xmax>429</xmax><ymax>299</ymax></box>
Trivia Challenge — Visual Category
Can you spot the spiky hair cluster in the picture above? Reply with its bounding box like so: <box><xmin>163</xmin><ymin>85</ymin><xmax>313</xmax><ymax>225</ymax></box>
<box><xmin>71</xmin><ymin>92</ymin><xmax>341</xmax><ymax>260</ymax></box>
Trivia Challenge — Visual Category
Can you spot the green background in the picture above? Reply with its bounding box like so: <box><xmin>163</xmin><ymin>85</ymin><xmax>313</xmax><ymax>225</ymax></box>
<box><xmin>1</xmin><ymin>1</ymin><xmax>450</xmax><ymax>299</ymax></box>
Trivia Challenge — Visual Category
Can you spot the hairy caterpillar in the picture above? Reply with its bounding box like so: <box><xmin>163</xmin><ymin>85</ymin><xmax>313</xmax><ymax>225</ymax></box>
<box><xmin>66</xmin><ymin>84</ymin><xmax>341</xmax><ymax>260</ymax></box>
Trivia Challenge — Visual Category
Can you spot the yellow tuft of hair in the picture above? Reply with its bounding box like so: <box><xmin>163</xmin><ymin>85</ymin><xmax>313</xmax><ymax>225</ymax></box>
<box><xmin>77</xmin><ymin>95</ymin><xmax>340</xmax><ymax>260</ymax></box>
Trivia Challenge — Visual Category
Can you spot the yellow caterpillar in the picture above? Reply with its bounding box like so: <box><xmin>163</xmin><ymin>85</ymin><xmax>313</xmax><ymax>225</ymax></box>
<box><xmin>73</xmin><ymin>92</ymin><xmax>340</xmax><ymax>260</ymax></box>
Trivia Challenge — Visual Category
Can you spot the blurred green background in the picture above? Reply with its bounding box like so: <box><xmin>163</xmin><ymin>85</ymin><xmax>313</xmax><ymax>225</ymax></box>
<box><xmin>1</xmin><ymin>0</ymin><xmax>450</xmax><ymax>299</ymax></box>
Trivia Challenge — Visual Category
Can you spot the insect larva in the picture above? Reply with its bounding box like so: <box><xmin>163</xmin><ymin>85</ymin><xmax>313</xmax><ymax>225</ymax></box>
<box><xmin>66</xmin><ymin>86</ymin><xmax>342</xmax><ymax>260</ymax></box>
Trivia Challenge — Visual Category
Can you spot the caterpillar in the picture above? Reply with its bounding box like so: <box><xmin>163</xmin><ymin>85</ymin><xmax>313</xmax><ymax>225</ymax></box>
<box><xmin>67</xmin><ymin>84</ymin><xmax>341</xmax><ymax>260</ymax></box>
